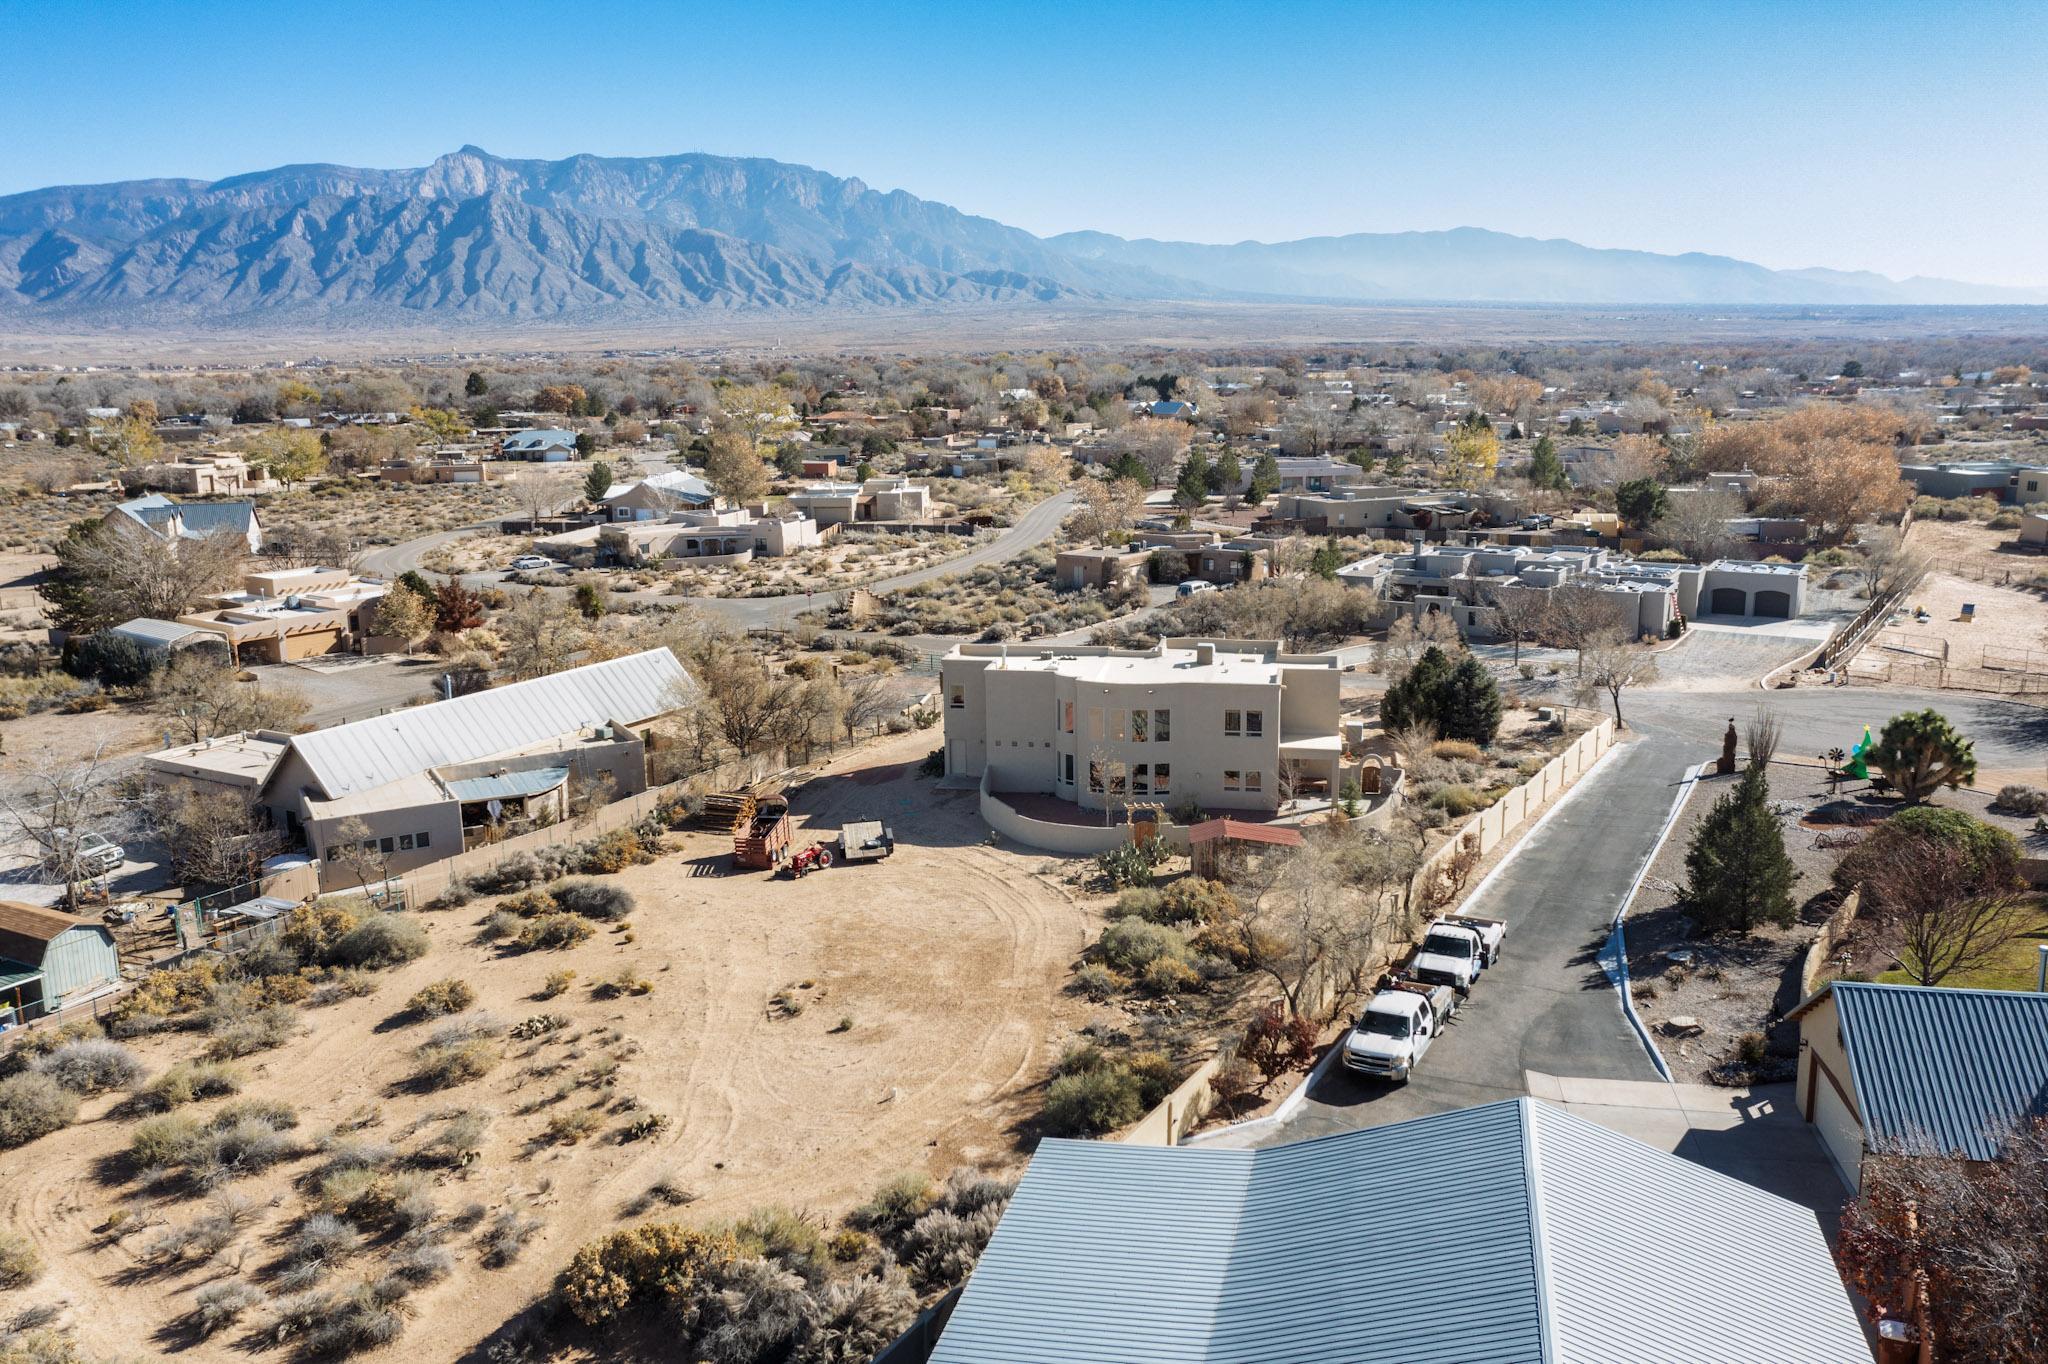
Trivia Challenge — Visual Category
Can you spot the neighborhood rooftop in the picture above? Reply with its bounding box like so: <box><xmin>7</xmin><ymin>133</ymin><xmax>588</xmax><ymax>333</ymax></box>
<box><xmin>284</xmin><ymin>648</ymin><xmax>690</xmax><ymax>800</ymax></box>
<box><xmin>931</xmin><ymin>1099</ymin><xmax>1866</xmax><ymax>1364</ymax></box>
<box><xmin>1790</xmin><ymin>980</ymin><xmax>2048</xmax><ymax>1161</ymax></box>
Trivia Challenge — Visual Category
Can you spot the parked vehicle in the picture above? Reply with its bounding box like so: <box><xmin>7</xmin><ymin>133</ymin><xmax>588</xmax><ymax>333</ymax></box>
<box><xmin>1176</xmin><ymin>579</ymin><xmax>1218</xmax><ymax>597</ymax></box>
<box><xmin>837</xmin><ymin>821</ymin><xmax>896</xmax><ymax>864</ymax></box>
<box><xmin>47</xmin><ymin>828</ymin><xmax>123</xmax><ymax>876</ymax></box>
<box><xmin>509</xmin><ymin>554</ymin><xmax>556</xmax><ymax>571</ymax></box>
<box><xmin>784</xmin><ymin>843</ymin><xmax>833</xmax><ymax>878</ymax></box>
<box><xmin>1407</xmin><ymin>916</ymin><xmax>1506</xmax><ymax>994</ymax></box>
<box><xmin>1519</xmin><ymin>514</ymin><xmax>1554</xmax><ymax>530</ymax></box>
<box><xmin>733</xmin><ymin>797</ymin><xmax>792</xmax><ymax>869</ymax></box>
<box><xmin>1342</xmin><ymin>980</ymin><xmax>1457</xmax><ymax>1082</ymax></box>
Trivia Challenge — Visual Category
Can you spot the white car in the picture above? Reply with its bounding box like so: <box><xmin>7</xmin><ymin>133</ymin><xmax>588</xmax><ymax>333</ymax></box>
<box><xmin>508</xmin><ymin>555</ymin><xmax>556</xmax><ymax>572</ymax></box>
<box><xmin>49</xmin><ymin>829</ymin><xmax>123</xmax><ymax>876</ymax></box>
<box><xmin>1176</xmin><ymin>579</ymin><xmax>1218</xmax><ymax>597</ymax></box>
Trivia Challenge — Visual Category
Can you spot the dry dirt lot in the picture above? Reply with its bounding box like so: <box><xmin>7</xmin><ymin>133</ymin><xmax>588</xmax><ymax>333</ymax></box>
<box><xmin>0</xmin><ymin>727</ymin><xmax>1101</xmax><ymax>1362</ymax></box>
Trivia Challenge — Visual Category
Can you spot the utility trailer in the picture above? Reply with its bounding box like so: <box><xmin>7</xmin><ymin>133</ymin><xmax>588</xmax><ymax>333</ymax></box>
<box><xmin>837</xmin><ymin>821</ymin><xmax>896</xmax><ymax>865</ymax></box>
<box><xmin>733</xmin><ymin>796</ymin><xmax>793</xmax><ymax>869</ymax></box>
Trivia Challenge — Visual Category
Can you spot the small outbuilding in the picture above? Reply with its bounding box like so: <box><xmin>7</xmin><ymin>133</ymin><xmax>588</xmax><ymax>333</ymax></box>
<box><xmin>1188</xmin><ymin>818</ymin><xmax>1305</xmax><ymax>879</ymax></box>
<box><xmin>0</xmin><ymin>901</ymin><xmax>122</xmax><ymax>1025</ymax></box>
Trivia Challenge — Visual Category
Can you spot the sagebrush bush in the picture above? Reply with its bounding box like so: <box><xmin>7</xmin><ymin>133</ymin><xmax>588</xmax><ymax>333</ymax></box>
<box><xmin>1041</xmin><ymin>1065</ymin><xmax>1144</xmax><ymax>1136</ymax></box>
<box><xmin>1157</xmin><ymin>878</ymin><xmax>1236</xmax><ymax>924</ymax></box>
<box><xmin>1431</xmin><ymin>738</ymin><xmax>1483</xmax><ymax>762</ymax></box>
<box><xmin>515</xmin><ymin>913</ymin><xmax>594</xmax><ymax>951</ymax></box>
<box><xmin>328</xmin><ymin>913</ymin><xmax>429</xmax><ymax>969</ymax></box>
<box><xmin>1106</xmin><ymin>888</ymin><xmax>1163</xmax><ymax>921</ymax></box>
<box><xmin>411</xmin><ymin>1036</ymin><xmax>499</xmax><ymax>1091</ymax></box>
<box><xmin>558</xmin><ymin>1223</ymin><xmax>737</xmax><ymax>1324</ymax></box>
<box><xmin>1428</xmin><ymin>784</ymin><xmax>1489</xmax><ymax>817</ymax></box>
<box><xmin>0</xmin><ymin>1071</ymin><xmax>79</xmax><ymax>1148</ymax></box>
<box><xmin>33</xmin><ymin>1038</ymin><xmax>144</xmax><ymax>1094</ymax></box>
<box><xmin>550</xmin><ymin>879</ymin><xmax>635</xmax><ymax>920</ymax></box>
<box><xmin>1991</xmin><ymin>783</ymin><xmax>2048</xmax><ymax>816</ymax></box>
<box><xmin>192</xmin><ymin>1280</ymin><xmax>264</xmax><ymax>1337</ymax></box>
<box><xmin>1070</xmin><ymin>963</ymin><xmax>1127</xmax><ymax>1000</ymax></box>
<box><xmin>0</xmin><ymin>1228</ymin><xmax>42</xmax><ymax>1289</ymax></box>
<box><xmin>851</xmin><ymin>1171</ymin><xmax>937</xmax><ymax>1238</ymax></box>
<box><xmin>405</xmin><ymin>978</ymin><xmax>476</xmax><ymax>1018</ymax></box>
<box><xmin>204</xmin><ymin>1003</ymin><xmax>301</xmax><ymax>1060</ymax></box>
<box><xmin>1094</xmin><ymin>919</ymin><xmax>1190</xmax><ymax>974</ymax></box>
<box><xmin>1139</xmin><ymin>955</ymin><xmax>1201</xmax><ymax>995</ymax></box>
<box><xmin>544</xmin><ymin>1107</ymin><xmax>603</xmax><ymax>1144</ymax></box>
<box><xmin>479</xmin><ymin>1210</ymin><xmax>545</xmax><ymax>1268</ymax></box>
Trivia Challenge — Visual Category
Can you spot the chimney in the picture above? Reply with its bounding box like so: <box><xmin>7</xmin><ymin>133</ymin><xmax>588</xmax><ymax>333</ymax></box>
<box><xmin>1195</xmin><ymin>642</ymin><xmax>1215</xmax><ymax>667</ymax></box>
<box><xmin>2037</xmin><ymin>943</ymin><xmax>2047</xmax><ymax>993</ymax></box>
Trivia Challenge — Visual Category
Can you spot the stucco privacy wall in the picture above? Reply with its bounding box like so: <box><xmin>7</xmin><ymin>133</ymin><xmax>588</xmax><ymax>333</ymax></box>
<box><xmin>1120</xmin><ymin>717</ymin><xmax>1616</xmax><ymax>1147</ymax></box>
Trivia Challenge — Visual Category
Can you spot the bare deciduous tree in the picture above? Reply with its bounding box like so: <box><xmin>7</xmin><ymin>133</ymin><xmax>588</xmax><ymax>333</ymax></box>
<box><xmin>1482</xmin><ymin>586</ymin><xmax>1551</xmax><ymax>665</ymax></box>
<box><xmin>1651</xmin><ymin>490</ymin><xmax>1743</xmax><ymax>563</ymax></box>
<box><xmin>153</xmin><ymin>653</ymin><xmax>310</xmax><ymax>742</ymax></box>
<box><xmin>1860</xmin><ymin>830</ymin><xmax>2031</xmax><ymax>987</ymax></box>
<box><xmin>1576</xmin><ymin>630</ymin><xmax>1660</xmax><ymax>728</ymax></box>
<box><xmin>0</xmin><ymin>742</ymin><xmax>123</xmax><ymax>910</ymax></box>
<box><xmin>1854</xmin><ymin>526</ymin><xmax>1931</xmax><ymax>601</ymax></box>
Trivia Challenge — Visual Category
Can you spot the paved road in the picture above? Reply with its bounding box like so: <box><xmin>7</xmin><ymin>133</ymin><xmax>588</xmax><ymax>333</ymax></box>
<box><xmin>1208</xmin><ymin>730</ymin><xmax>1692</xmax><ymax>1148</ymax></box>
<box><xmin>355</xmin><ymin>490</ymin><xmax>1076</xmax><ymax>632</ymax></box>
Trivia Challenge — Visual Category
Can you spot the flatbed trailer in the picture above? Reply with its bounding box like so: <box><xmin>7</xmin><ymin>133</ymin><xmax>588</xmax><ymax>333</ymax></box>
<box><xmin>837</xmin><ymin>820</ymin><xmax>896</xmax><ymax>864</ymax></box>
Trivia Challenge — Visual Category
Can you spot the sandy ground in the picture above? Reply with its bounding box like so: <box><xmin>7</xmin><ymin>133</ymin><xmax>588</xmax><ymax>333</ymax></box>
<box><xmin>0</xmin><ymin>727</ymin><xmax>1101</xmax><ymax>1362</ymax></box>
<box><xmin>1856</xmin><ymin>567</ymin><xmax>2048</xmax><ymax>676</ymax></box>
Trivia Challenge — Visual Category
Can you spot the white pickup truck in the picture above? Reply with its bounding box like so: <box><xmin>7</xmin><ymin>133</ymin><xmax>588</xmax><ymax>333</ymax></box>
<box><xmin>1407</xmin><ymin>915</ymin><xmax>1507</xmax><ymax>995</ymax></box>
<box><xmin>1342</xmin><ymin>980</ymin><xmax>1458</xmax><ymax>1082</ymax></box>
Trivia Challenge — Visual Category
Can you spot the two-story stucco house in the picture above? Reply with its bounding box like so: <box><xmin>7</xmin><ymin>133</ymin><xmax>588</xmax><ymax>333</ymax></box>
<box><xmin>941</xmin><ymin>640</ymin><xmax>1343</xmax><ymax>813</ymax></box>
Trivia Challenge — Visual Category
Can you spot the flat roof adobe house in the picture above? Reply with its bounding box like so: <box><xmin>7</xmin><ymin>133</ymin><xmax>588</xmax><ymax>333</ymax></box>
<box><xmin>942</xmin><ymin>640</ymin><xmax>1342</xmax><ymax>814</ymax></box>
<box><xmin>924</xmin><ymin>1099</ymin><xmax>1868</xmax><ymax>1363</ymax></box>
<box><xmin>1789</xmin><ymin>980</ymin><xmax>2048</xmax><ymax>1190</ymax></box>
<box><xmin>143</xmin><ymin>649</ymin><xmax>692</xmax><ymax>890</ymax></box>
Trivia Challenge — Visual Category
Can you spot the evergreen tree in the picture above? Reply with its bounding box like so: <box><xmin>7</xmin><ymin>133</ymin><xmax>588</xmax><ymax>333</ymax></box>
<box><xmin>1683</xmin><ymin>766</ymin><xmax>1798</xmax><ymax>933</ymax></box>
<box><xmin>464</xmin><ymin>370</ymin><xmax>488</xmax><ymax>397</ymax></box>
<box><xmin>1212</xmin><ymin>446</ymin><xmax>1241</xmax><ymax>494</ymax></box>
<box><xmin>1527</xmin><ymin>434</ymin><xmax>1567</xmax><ymax>491</ymax></box>
<box><xmin>583</xmin><ymin>460</ymin><xmax>613</xmax><ymax>504</ymax></box>
<box><xmin>1438</xmin><ymin>654</ymin><xmax>1503</xmax><ymax>745</ymax></box>
<box><xmin>1309</xmin><ymin>537</ymin><xmax>1343</xmax><ymax>581</ymax></box>
<box><xmin>1175</xmin><ymin>448</ymin><xmax>1211</xmax><ymax>508</ymax></box>
<box><xmin>1380</xmin><ymin>644</ymin><xmax>1457</xmax><ymax>734</ymax></box>
<box><xmin>1245</xmin><ymin>451</ymin><xmax>1280</xmax><ymax>506</ymax></box>
<box><xmin>1616</xmin><ymin>477</ymin><xmax>1667</xmax><ymax>530</ymax></box>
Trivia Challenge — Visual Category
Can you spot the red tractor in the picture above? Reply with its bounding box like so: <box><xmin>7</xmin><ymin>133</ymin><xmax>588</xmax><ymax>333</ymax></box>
<box><xmin>783</xmin><ymin>843</ymin><xmax>834</xmax><ymax>878</ymax></box>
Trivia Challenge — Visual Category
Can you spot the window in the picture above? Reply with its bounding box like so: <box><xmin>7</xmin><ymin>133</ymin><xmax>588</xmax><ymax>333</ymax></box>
<box><xmin>1062</xmin><ymin>753</ymin><xmax>1074</xmax><ymax>785</ymax></box>
<box><xmin>1132</xmin><ymin>710</ymin><xmax>1148</xmax><ymax>743</ymax></box>
<box><xmin>1224</xmin><ymin>770</ymin><xmax>1242</xmax><ymax>791</ymax></box>
<box><xmin>1088</xmin><ymin>760</ymin><xmax>1105</xmax><ymax>794</ymax></box>
<box><xmin>416</xmin><ymin>831</ymin><xmax>430</xmax><ymax>849</ymax></box>
<box><xmin>1246</xmin><ymin>770</ymin><xmax>1263</xmax><ymax>792</ymax></box>
<box><xmin>1113</xmin><ymin>710</ymin><xmax>1129</xmax><ymax>742</ymax></box>
<box><xmin>1245</xmin><ymin>710</ymin><xmax>1264</xmax><ymax>738</ymax></box>
<box><xmin>1059</xmin><ymin>700</ymin><xmax>1074</xmax><ymax>734</ymax></box>
<box><xmin>1224</xmin><ymin>709</ymin><xmax>1242</xmax><ymax>737</ymax></box>
<box><xmin>1132</xmin><ymin>763</ymin><xmax>1150</xmax><ymax>795</ymax></box>
<box><xmin>325</xmin><ymin>846</ymin><xmax>342</xmax><ymax>862</ymax></box>
<box><xmin>379</xmin><ymin>837</ymin><xmax>396</xmax><ymax>855</ymax></box>
<box><xmin>949</xmin><ymin>685</ymin><xmax>965</xmax><ymax>709</ymax></box>
<box><xmin>1088</xmin><ymin>708</ymin><xmax>1104</xmax><ymax>741</ymax></box>
<box><xmin>398</xmin><ymin>834</ymin><xmax>415</xmax><ymax>851</ymax></box>
<box><xmin>1154</xmin><ymin>709</ymin><xmax>1171</xmax><ymax>742</ymax></box>
<box><xmin>1153</xmin><ymin>762</ymin><xmax>1171</xmax><ymax>794</ymax></box>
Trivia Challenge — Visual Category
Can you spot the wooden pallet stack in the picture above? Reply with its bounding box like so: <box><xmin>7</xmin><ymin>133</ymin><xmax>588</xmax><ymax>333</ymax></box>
<box><xmin>696</xmin><ymin>792</ymin><xmax>756</xmax><ymax>834</ymax></box>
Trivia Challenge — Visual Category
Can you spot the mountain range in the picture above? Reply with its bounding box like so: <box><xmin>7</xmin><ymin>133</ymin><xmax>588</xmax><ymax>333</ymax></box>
<box><xmin>1</xmin><ymin>146</ymin><xmax>2040</xmax><ymax>327</ymax></box>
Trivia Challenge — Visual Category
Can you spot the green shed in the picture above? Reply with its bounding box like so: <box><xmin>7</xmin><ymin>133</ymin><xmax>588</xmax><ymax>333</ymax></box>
<box><xmin>0</xmin><ymin>901</ymin><xmax>121</xmax><ymax>1025</ymax></box>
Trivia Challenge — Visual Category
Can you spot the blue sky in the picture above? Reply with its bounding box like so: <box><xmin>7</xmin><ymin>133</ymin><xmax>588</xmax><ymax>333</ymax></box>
<box><xmin>7</xmin><ymin>0</ymin><xmax>2045</xmax><ymax>286</ymax></box>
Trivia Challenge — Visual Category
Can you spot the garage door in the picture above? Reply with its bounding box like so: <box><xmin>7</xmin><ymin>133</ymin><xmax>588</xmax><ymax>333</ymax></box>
<box><xmin>1754</xmin><ymin>589</ymin><xmax>1792</xmax><ymax>619</ymax></box>
<box><xmin>1811</xmin><ymin>1060</ymin><xmax>1865</xmax><ymax>1191</ymax></box>
<box><xmin>1709</xmin><ymin>586</ymin><xmax>1747</xmax><ymax>615</ymax></box>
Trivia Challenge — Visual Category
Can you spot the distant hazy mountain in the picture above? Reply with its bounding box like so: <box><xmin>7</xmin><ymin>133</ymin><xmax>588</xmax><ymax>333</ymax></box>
<box><xmin>0</xmin><ymin>147</ymin><xmax>2038</xmax><ymax>327</ymax></box>
<box><xmin>1045</xmin><ymin>226</ymin><xmax>2048</xmax><ymax>307</ymax></box>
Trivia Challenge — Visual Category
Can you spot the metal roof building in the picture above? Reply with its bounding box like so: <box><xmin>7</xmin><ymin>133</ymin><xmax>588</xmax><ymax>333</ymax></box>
<box><xmin>928</xmin><ymin>1099</ymin><xmax>1866</xmax><ymax>1364</ymax></box>
<box><xmin>279</xmin><ymin>648</ymin><xmax>690</xmax><ymax>800</ymax></box>
<box><xmin>1791</xmin><ymin>981</ymin><xmax>2048</xmax><ymax>1166</ymax></box>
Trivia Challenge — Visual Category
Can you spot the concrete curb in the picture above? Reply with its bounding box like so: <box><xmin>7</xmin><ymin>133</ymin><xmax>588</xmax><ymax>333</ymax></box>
<box><xmin>1605</xmin><ymin>759</ymin><xmax>1704</xmax><ymax>1081</ymax></box>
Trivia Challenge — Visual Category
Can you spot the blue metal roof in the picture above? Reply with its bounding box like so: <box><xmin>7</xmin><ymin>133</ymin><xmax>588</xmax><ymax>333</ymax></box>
<box><xmin>1831</xmin><ymin>981</ymin><xmax>2048</xmax><ymax>1160</ymax></box>
<box><xmin>930</xmin><ymin>1099</ymin><xmax>1864</xmax><ymax>1364</ymax></box>
<box><xmin>443</xmin><ymin>765</ymin><xmax>569</xmax><ymax>802</ymax></box>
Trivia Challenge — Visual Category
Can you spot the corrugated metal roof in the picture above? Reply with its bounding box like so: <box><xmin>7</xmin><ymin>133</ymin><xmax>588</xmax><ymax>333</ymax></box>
<box><xmin>1528</xmin><ymin>1103</ymin><xmax>1866</xmax><ymax>1363</ymax></box>
<box><xmin>443</xmin><ymin>766</ymin><xmax>570</xmax><ymax>802</ymax></box>
<box><xmin>110</xmin><ymin>617</ymin><xmax>210</xmax><ymax>647</ymax></box>
<box><xmin>282</xmin><ymin>649</ymin><xmax>690</xmax><ymax>800</ymax></box>
<box><xmin>931</xmin><ymin>1099</ymin><xmax>1866</xmax><ymax>1364</ymax></box>
<box><xmin>1832</xmin><ymin>981</ymin><xmax>2048</xmax><ymax>1160</ymax></box>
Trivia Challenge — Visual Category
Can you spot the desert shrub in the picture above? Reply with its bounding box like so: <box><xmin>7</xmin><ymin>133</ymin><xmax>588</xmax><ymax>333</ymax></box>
<box><xmin>1431</xmin><ymin>738</ymin><xmax>1483</xmax><ymax>762</ymax></box>
<box><xmin>1991</xmin><ymin>783</ymin><xmax>2048</xmax><ymax>816</ymax></box>
<box><xmin>411</xmin><ymin>1036</ymin><xmax>499</xmax><ymax>1091</ymax></box>
<box><xmin>479</xmin><ymin>1210</ymin><xmax>547</xmax><ymax>1268</ymax></box>
<box><xmin>423</xmin><ymin>1109</ymin><xmax>491</xmax><ymax>1167</ymax></box>
<box><xmin>116</xmin><ymin>961</ymin><xmax>223</xmax><ymax>1023</ymax></box>
<box><xmin>301</xmin><ymin>1280</ymin><xmax>407</xmax><ymax>1357</ymax></box>
<box><xmin>141</xmin><ymin>1060</ymin><xmax>245</xmax><ymax>1110</ymax></box>
<box><xmin>851</xmin><ymin>1172</ymin><xmax>938</xmax><ymax>1239</ymax></box>
<box><xmin>388</xmin><ymin>1244</ymin><xmax>454</xmax><ymax>1286</ymax></box>
<box><xmin>205</xmin><ymin>1003</ymin><xmax>301</xmax><ymax>1060</ymax></box>
<box><xmin>1042</xmin><ymin>1064</ymin><xmax>1145</xmax><ymax>1136</ymax></box>
<box><xmin>1139</xmin><ymin>954</ymin><xmax>1202</xmax><ymax>995</ymax></box>
<box><xmin>131</xmin><ymin>1112</ymin><xmax>207</xmax><ymax>1168</ymax></box>
<box><xmin>550</xmin><ymin>878</ymin><xmax>636</xmax><ymax>920</ymax></box>
<box><xmin>575</xmin><ymin>828</ymin><xmax>655</xmax><ymax>875</ymax></box>
<box><xmin>0</xmin><ymin>1018</ymin><xmax>105</xmax><ymax>1076</ymax></box>
<box><xmin>327</xmin><ymin>913</ymin><xmax>429</xmax><ymax>969</ymax></box>
<box><xmin>894</xmin><ymin>1172</ymin><xmax>1013</xmax><ymax>1290</ymax></box>
<box><xmin>1070</xmin><ymin>963</ymin><xmax>1127</xmax><ymax>1000</ymax></box>
<box><xmin>1736</xmin><ymin>1030</ymin><xmax>1768</xmax><ymax>1067</ymax></box>
<box><xmin>558</xmin><ymin>1223</ymin><xmax>738</xmax><ymax>1325</ymax></box>
<box><xmin>592</xmin><ymin>966</ymin><xmax>653</xmax><ymax>999</ymax></box>
<box><xmin>0</xmin><ymin>1229</ymin><xmax>42</xmax><ymax>1289</ymax></box>
<box><xmin>0</xmin><ymin>1072</ymin><xmax>79</xmax><ymax>1148</ymax></box>
<box><xmin>404</xmin><ymin>979</ymin><xmax>476</xmax><ymax>1018</ymax></box>
<box><xmin>1094</xmin><ymin>836</ymin><xmax>1171</xmax><ymax>889</ymax></box>
<box><xmin>736</xmin><ymin>1205</ymin><xmax>829</xmax><ymax>1281</ymax></box>
<box><xmin>1094</xmin><ymin>920</ymin><xmax>1191</xmax><ymax>974</ymax></box>
<box><xmin>537</xmin><ymin>969</ymin><xmax>576</xmax><ymax>999</ymax></box>
<box><xmin>308</xmin><ymin>969</ymin><xmax>378</xmax><ymax>1006</ymax></box>
<box><xmin>281</xmin><ymin>904</ymin><xmax>359</xmax><ymax>964</ymax></box>
<box><xmin>1106</xmin><ymin>888</ymin><xmax>1164</xmax><ymax>921</ymax></box>
<box><xmin>1122</xmin><ymin>1050</ymin><xmax>1181</xmax><ymax>1108</ymax></box>
<box><xmin>544</xmin><ymin>1107</ymin><xmax>603</xmax><ymax>1144</ymax></box>
<box><xmin>32</xmin><ymin>1039</ymin><xmax>143</xmax><ymax>1094</ymax></box>
<box><xmin>515</xmin><ymin>913</ymin><xmax>594</xmax><ymax>951</ymax></box>
<box><xmin>827</xmin><ymin>1228</ymin><xmax>870</xmax><ymax>1263</ymax></box>
<box><xmin>285</xmin><ymin>1212</ymin><xmax>361</xmax><ymax>1274</ymax></box>
<box><xmin>1428</xmin><ymin>784</ymin><xmax>1488</xmax><ymax>817</ymax></box>
<box><xmin>1157</xmin><ymin>877</ymin><xmax>1236</xmax><ymax>924</ymax></box>
<box><xmin>499</xmin><ymin>888</ymin><xmax>554</xmax><ymax>917</ymax></box>
<box><xmin>618</xmin><ymin>1111</ymin><xmax>669</xmax><ymax>1143</ymax></box>
<box><xmin>192</xmin><ymin>1280</ymin><xmax>264</xmax><ymax>1337</ymax></box>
